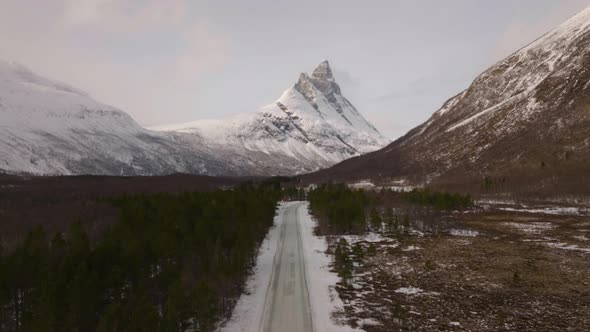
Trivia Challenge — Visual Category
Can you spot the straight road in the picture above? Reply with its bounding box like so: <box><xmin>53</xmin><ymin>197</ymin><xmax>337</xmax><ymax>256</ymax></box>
<box><xmin>261</xmin><ymin>201</ymin><xmax>314</xmax><ymax>332</ymax></box>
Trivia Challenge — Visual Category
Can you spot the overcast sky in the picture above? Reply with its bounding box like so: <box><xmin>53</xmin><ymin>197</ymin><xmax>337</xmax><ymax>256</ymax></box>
<box><xmin>1</xmin><ymin>0</ymin><xmax>589</xmax><ymax>139</ymax></box>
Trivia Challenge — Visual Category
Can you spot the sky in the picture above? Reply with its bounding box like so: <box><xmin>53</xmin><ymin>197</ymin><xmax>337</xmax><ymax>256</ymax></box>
<box><xmin>1</xmin><ymin>0</ymin><xmax>589</xmax><ymax>139</ymax></box>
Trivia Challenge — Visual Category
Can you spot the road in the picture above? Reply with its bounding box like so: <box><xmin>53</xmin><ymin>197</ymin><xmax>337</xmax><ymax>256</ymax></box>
<box><xmin>261</xmin><ymin>201</ymin><xmax>314</xmax><ymax>332</ymax></box>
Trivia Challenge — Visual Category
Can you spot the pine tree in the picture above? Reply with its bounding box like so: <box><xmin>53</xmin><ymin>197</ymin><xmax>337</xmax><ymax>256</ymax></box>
<box><xmin>97</xmin><ymin>303</ymin><xmax>122</xmax><ymax>332</ymax></box>
<box><xmin>127</xmin><ymin>297</ymin><xmax>160</xmax><ymax>332</ymax></box>
<box><xmin>369</xmin><ymin>207</ymin><xmax>382</xmax><ymax>232</ymax></box>
<box><xmin>383</xmin><ymin>208</ymin><xmax>394</xmax><ymax>235</ymax></box>
<box><xmin>402</xmin><ymin>214</ymin><xmax>411</xmax><ymax>234</ymax></box>
<box><xmin>162</xmin><ymin>281</ymin><xmax>189</xmax><ymax>332</ymax></box>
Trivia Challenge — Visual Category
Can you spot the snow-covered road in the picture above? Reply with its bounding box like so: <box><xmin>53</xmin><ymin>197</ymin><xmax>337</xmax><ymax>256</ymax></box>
<box><xmin>261</xmin><ymin>201</ymin><xmax>314</xmax><ymax>331</ymax></box>
<box><xmin>221</xmin><ymin>201</ymin><xmax>356</xmax><ymax>332</ymax></box>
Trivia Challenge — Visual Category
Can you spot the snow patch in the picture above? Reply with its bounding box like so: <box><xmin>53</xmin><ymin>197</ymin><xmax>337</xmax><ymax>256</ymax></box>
<box><xmin>448</xmin><ymin>229</ymin><xmax>480</xmax><ymax>237</ymax></box>
<box><xmin>402</xmin><ymin>245</ymin><xmax>422</xmax><ymax>251</ymax></box>
<box><xmin>503</xmin><ymin>222</ymin><xmax>555</xmax><ymax>234</ymax></box>
<box><xmin>544</xmin><ymin>241</ymin><xmax>590</xmax><ymax>253</ymax></box>
<box><xmin>297</xmin><ymin>202</ymin><xmax>360</xmax><ymax>331</ymax></box>
<box><xmin>348</xmin><ymin>180</ymin><xmax>376</xmax><ymax>189</ymax></box>
<box><xmin>394</xmin><ymin>287</ymin><xmax>423</xmax><ymax>295</ymax></box>
<box><xmin>498</xmin><ymin>206</ymin><xmax>589</xmax><ymax>216</ymax></box>
<box><xmin>339</xmin><ymin>232</ymin><xmax>398</xmax><ymax>245</ymax></box>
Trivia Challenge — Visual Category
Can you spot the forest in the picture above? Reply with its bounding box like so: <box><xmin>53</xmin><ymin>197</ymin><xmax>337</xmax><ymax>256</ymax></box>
<box><xmin>0</xmin><ymin>183</ymin><xmax>286</xmax><ymax>331</ymax></box>
<box><xmin>308</xmin><ymin>183</ymin><xmax>472</xmax><ymax>235</ymax></box>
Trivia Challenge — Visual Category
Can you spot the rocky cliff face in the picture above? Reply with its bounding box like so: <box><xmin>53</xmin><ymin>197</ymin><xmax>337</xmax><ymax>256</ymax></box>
<box><xmin>154</xmin><ymin>60</ymin><xmax>390</xmax><ymax>175</ymax></box>
<box><xmin>306</xmin><ymin>7</ymin><xmax>590</xmax><ymax>194</ymax></box>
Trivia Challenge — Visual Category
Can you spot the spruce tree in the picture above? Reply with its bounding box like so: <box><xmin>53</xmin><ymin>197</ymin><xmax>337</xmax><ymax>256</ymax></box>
<box><xmin>369</xmin><ymin>207</ymin><xmax>382</xmax><ymax>232</ymax></box>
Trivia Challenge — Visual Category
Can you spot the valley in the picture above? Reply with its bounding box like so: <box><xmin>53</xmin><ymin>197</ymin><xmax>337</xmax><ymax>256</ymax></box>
<box><xmin>306</xmin><ymin>184</ymin><xmax>590</xmax><ymax>331</ymax></box>
<box><xmin>1</xmin><ymin>1</ymin><xmax>590</xmax><ymax>331</ymax></box>
<box><xmin>1</xmin><ymin>176</ymin><xmax>589</xmax><ymax>331</ymax></box>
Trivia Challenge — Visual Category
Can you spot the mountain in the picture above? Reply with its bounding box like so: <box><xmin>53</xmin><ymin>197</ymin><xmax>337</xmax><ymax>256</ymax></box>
<box><xmin>153</xmin><ymin>60</ymin><xmax>389</xmax><ymax>175</ymax></box>
<box><xmin>304</xmin><ymin>7</ymin><xmax>590</xmax><ymax>195</ymax></box>
<box><xmin>0</xmin><ymin>60</ymin><xmax>387</xmax><ymax>176</ymax></box>
<box><xmin>0</xmin><ymin>60</ymin><xmax>257</xmax><ymax>176</ymax></box>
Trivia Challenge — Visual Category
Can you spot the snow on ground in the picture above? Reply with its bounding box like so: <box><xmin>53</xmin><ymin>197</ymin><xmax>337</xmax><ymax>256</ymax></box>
<box><xmin>339</xmin><ymin>232</ymin><xmax>398</xmax><ymax>245</ymax></box>
<box><xmin>502</xmin><ymin>222</ymin><xmax>555</xmax><ymax>234</ymax></box>
<box><xmin>402</xmin><ymin>245</ymin><xmax>422</xmax><ymax>251</ymax></box>
<box><xmin>448</xmin><ymin>229</ymin><xmax>480</xmax><ymax>237</ymax></box>
<box><xmin>348</xmin><ymin>180</ymin><xmax>376</xmax><ymax>189</ymax></box>
<box><xmin>220</xmin><ymin>202</ymin><xmax>294</xmax><ymax>332</ymax></box>
<box><xmin>220</xmin><ymin>201</ymin><xmax>358</xmax><ymax>332</ymax></box>
<box><xmin>347</xmin><ymin>180</ymin><xmax>416</xmax><ymax>192</ymax></box>
<box><xmin>497</xmin><ymin>206</ymin><xmax>590</xmax><ymax>216</ymax></box>
<box><xmin>394</xmin><ymin>287</ymin><xmax>423</xmax><ymax>295</ymax></box>
<box><xmin>297</xmin><ymin>202</ymin><xmax>360</xmax><ymax>332</ymax></box>
<box><xmin>355</xmin><ymin>318</ymin><xmax>381</xmax><ymax>327</ymax></box>
<box><xmin>477</xmin><ymin>198</ymin><xmax>517</xmax><ymax>205</ymax></box>
<box><xmin>383</xmin><ymin>179</ymin><xmax>418</xmax><ymax>192</ymax></box>
<box><xmin>385</xmin><ymin>185</ymin><xmax>417</xmax><ymax>192</ymax></box>
<box><xmin>544</xmin><ymin>241</ymin><xmax>590</xmax><ymax>253</ymax></box>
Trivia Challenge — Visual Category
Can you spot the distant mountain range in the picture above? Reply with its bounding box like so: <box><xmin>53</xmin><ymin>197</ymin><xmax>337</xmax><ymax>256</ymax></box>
<box><xmin>6</xmin><ymin>4</ymin><xmax>589</xmax><ymax>191</ymax></box>
<box><xmin>0</xmin><ymin>60</ymin><xmax>388</xmax><ymax>176</ymax></box>
<box><xmin>305</xmin><ymin>6</ymin><xmax>590</xmax><ymax>195</ymax></box>
<box><xmin>152</xmin><ymin>60</ymin><xmax>389</xmax><ymax>175</ymax></box>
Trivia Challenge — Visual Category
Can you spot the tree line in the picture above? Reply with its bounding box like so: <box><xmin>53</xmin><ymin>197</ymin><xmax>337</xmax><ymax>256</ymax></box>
<box><xmin>308</xmin><ymin>183</ymin><xmax>370</xmax><ymax>234</ymax></box>
<box><xmin>400</xmin><ymin>188</ymin><xmax>472</xmax><ymax>210</ymax></box>
<box><xmin>0</xmin><ymin>184</ymin><xmax>283</xmax><ymax>331</ymax></box>
<box><xmin>308</xmin><ymin>184</ymin><xmax>472</xmax><ymax>235</ymax></box>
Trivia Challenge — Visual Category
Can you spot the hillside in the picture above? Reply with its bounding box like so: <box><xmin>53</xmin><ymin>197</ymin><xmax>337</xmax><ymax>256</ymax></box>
<box><xmin>303</xmin><ymin>7</ymin><xmax>590</xmax><ymax>196</ymax></box>
<box><xmin>0</xmin><ymin>60</ymin><xmax>387</xmax><ymax>176</ymax></box>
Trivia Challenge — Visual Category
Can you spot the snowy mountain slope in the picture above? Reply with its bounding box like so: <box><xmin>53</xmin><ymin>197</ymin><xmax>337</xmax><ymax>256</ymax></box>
<box><xmin>154</xmin><ymin>60</ymin><xmax>390</xmax><ymax>174</ymax></box>
<box><xmin>306</xmin><ymin>7</ymin><xmax>590</xmax><ymax>193</ymax></box>
<box><xmin>0</xmin><ymin>59</ymin><xmax>386</xmax><ymax>176</ymax></box>
<box><xmin>0</xmin><ymin>60</ymin><xmax>255</xmax><ymax>176</ymax></box>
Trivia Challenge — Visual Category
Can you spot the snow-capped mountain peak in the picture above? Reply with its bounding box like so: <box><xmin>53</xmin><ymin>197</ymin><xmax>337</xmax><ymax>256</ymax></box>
<box><xmin>0</xmin><ymin>58</ymin><xmax>388</xmax><ymax>177</ymax></box>
<box><xmin>154</xmin><ymin>60</ymin><xmax>390</xmax><ymax>175</ymax></box>
<box><xmin>290</xmin><ymin>60</ymin><xmax>382</xmax><ymax>137</ymax></box>
<box><xmin>0</xmin><ymin>60</ymin><xmax>90</xmax><ymax>100</ymax></box>
<box><xmin>311</xmin><ymin>59</ymin><xmax>337</xmax><ymax>82</ymax></box>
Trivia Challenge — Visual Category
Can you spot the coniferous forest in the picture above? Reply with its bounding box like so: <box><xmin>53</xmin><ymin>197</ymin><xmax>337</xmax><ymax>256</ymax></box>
<box><xmin>0</xmin><ymin>184</ymin><xmax>283</xmax><ymax>331</ymax></box>
<box><xmin>308</xmin><ymin>183</ymin><xmax>472</xmax><ymax>235</ymax></box>
<box><xmin>308</xmin><ymin>183</ymin><xmax>370</xmax><ymax>234</ymax></box>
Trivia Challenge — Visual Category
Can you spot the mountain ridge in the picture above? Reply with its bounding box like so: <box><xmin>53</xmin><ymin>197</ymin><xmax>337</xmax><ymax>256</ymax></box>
<box><xmin>153</xmin><ymin>60</ymin><xmax>390</xmax><ymax>175</ymax></box>
<box><xmin>303</xmin><ymin>6</ymin><xmax>590</xmax><ymax>196</ymax></box>
<box><xmin>0</xmin><ymin>59</ymin><xmax>387</xmax><ymax>176</ymax></box>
